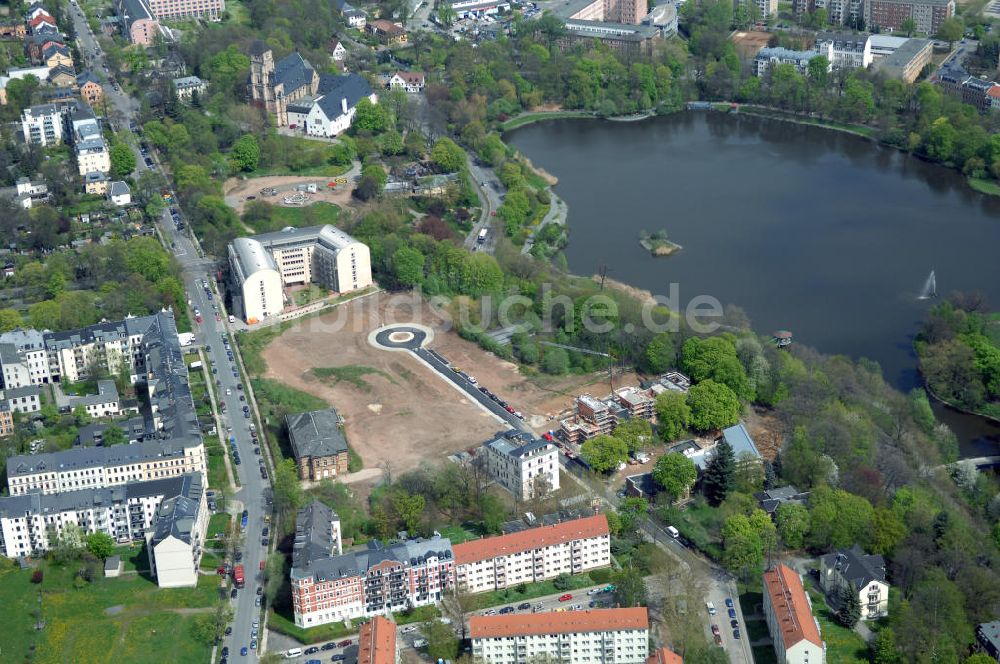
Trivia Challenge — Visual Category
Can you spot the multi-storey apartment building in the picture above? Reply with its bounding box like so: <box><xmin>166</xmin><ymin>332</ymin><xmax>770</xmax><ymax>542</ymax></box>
<box><xmin>146</xmin><ymin>473</ymin><xmax>208</xmax><ymax>588</ymax></box>
<box><xmin>481</xmin><ymin>430</ymin><xmax>560</xmax><ymax>501</ymax></box>
<box><xmin>6</xmin><ymin>438</ymin><xmax>207</xmax><ymax>496</ymax></box>
<box><xmin>5</xmin><ymin>312</ymin><xmax>206</xmax><ymax>496</ymax></box>
<box><xmin>146</xmin><ymin>0</ymin><xmax>225</xmax><ymax>22</ymax></box>
<box><xmin>819</xmin><ymin>545</ymin><xmax>889</xmax><ymax>619</ymax></box>
<box><xmin>0</xmin><ymin>473</ymin><xmax>203</xmax><ymax>558</ymax></box>
<box><xmin>20</xmin><ymin>103</ymin><xmax>64</xmax><ymax>146</ymax></box>
<box><xmin>117</xmin><ymin>0</ymin><xmax>159</xmax><ymax>45</ymax></box>
<box><xmin>291</xmin><ymin>504</ymin><xmax>454</xmax><ymax>627</ymax></box>
<box><xmin>560</xmin><ymin>394</ymin><xmax>621</xmax><ymax>444</ymax></box>
<box><xmin>470</xmin><ymin>607</ymin><xmax>650</xmax><ymax>664</ymax></box>
<box><xmin>866</xmin><ymin>0</ymin><xmax>954</xmax><ymax>34</ymax></box>
<box><xmin>762</xmin><ymin>564</ymin><xmax>826</xmax><ymax>664</ymax></box>
<box><xmin>815</xmin><ymin>32</ymin><xmax>872</xmax><ymax>69</ymax></box>
<box><xmin>754</xmin><ymin>46</ymin><xmax>831</xmax><ymax>76</ymax></box>
<box><xmin>227</xmin><ymin>225</ymin><xmax>372</xmax><ymax>323</ymax></box>
<box><xmin>453</xmin><ymin>515</ymin><xmax>611</xmax><ymax>594</ymax></box>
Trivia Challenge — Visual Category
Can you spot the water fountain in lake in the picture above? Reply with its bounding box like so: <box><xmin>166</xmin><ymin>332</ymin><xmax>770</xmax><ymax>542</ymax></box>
<box><xmin>919</xmin><ymin>270</ymin><xmax>937</xmax><ymax>300</ymax></box>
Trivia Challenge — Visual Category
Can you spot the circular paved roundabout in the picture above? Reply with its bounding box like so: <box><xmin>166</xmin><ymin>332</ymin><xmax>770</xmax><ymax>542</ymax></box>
<box><xmin>368</xmin><ymin>324</ymin><xmax>434</xmax><ymax>351</ymax></box>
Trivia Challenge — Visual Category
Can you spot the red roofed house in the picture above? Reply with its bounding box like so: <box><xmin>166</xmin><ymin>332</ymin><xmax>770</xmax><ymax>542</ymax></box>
<box><xmin>762</xmin><ymin>564</ymin><xmax>826</xmax><ymax>664</ymax></box>
<box><xmin>453</xmin><ymin>514</ymin><xmax>611</xmax><ymax>593</ymax></box>
<box><xmin>367</xmin><ymin>19</ymin><xmax>407</xmax><ymax>46</ymax></box>
<box><xmin>988</xmin><ymin>85</ymin><xmax>1000</xmax><ymax>112</ymax></box>
<box><xmin>471</xmin><ymin>607</ymin><xmax>650</xmax><ymax>664</ymax></box>
<box><xmin>647</xmin><ymin>647</ymin><xmax>684</xmax><ymax>664</ymax></box>
<box><xmin>358</xmin><ymin>616</ymin><xmax>399</xmax><ymax>664</ymax></box>
<box><xmin>29</xmin><ymin>13</ymin><xmax>57</xmax><ymax>34</ymax></box>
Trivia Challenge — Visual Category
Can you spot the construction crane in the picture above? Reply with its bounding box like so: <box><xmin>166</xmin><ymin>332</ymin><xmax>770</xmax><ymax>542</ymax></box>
<box><xmin>539</xmin><ymin>341</ymin><xmax>618</xmax><ymax>390</ymax></box>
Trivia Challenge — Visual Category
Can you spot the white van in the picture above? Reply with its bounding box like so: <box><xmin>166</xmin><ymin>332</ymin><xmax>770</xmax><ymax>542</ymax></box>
<box><xmin>706</xmin><ymin>601</ymin><xmax>717</xmax><ymax>616</ymax></box>
<box><xmin>285</xmin><ymin>648</ymin><xmax>303</xmax><ymax>658</ymax></box>
<box><xmin>228</xmin><ymin>314</ymin><xmax>236</xmax><ymax>324</ymax></box>
<box><xmin>666</xmin><ymin>526</ymin><xmax>680</xmax><ymax>539</ymax></box>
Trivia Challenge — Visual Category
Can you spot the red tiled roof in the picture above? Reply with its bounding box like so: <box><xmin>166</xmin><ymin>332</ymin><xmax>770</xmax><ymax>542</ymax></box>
<box><xmin>470</xmin><ymin>607</ymin><xmax>648</xmax><ymax>639</ymax></box>
<box><xmin>987</xmin><ymin>85</ymin><xmax>1000</xmax><ymax>99</ymax></box>
<box><xmin>453</xmin><ymin>514</ymin><xmax>609</xmax><ymax>565</ymax></box>
<box><xmin>763</xmin><ymin>564</ymin><xmax>822</xmax><ymax>649</ymax></box>
<box><xmin>358</xmin><ymin>616</ymin><xmax>396</xmax><ymax>664</ymax></box>
<box><xmin>647</xmin><ymin>647</ymin><xmax>683</xmax><ymax>664</ymax></box>
<box><xmin>30</xmin><ymin>14</ymin><xmax>55</xmax><ymax>27</ymax></box>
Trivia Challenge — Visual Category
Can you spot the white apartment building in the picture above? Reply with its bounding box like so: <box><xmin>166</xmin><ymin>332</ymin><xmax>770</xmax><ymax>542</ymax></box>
<box><xmin>146</xmin><ymin>475</ymin><xmax>209</xmax><ymax>588</ymax></box>
<box><xmin>754</xmin><ymin>45</ymin><xmax>833</xmax><ymax>76</ymax></box>
<box><xmin>470</xmin><ymin>607</ymin><xmax>650</xmax><ymax>664</ymax></box>
<box><xmin>815</xmin><ymin>32</ymin><xmax>872</xmax><ymax>69</ymax></box>
<box><xmin>20</xmin><ymin>103</ymin><xmax>65</xmax><ymax>146</ymax></box>
<box><xmin>819</xmin><ymin>545</ymin><xmax>889</xmax><ymax>619</ymax></box>
<box><xmin>6</xmin><ymin>438</ymin><xmax>207</xmax><ymax>496</ymax></box>
<box><xmin>763</xmin><ymin>564</ymin><xmax>826</xmax><ymax>664</ymax></box>
<box><xmin>453</xmin><ymin>514</ymin><xmax>611</xmax><ymax>594</ymax></box>
<box><xmin>228</xmin><ymin>225</ymin><xmax>372</xmax><ymax>323</ymax></box>
<box><xmin>0</xmin><ymin>385</ymin><xmax>43</xmax><ymax>414</ymax></box>
<box><xmin>481</xmin><ymin>430</ymin><xmax>560</xmax><ymax>501</ymax></box>
<box><xmin>0</xmin><ymin>473</ymin><xmax>202</xmax><ymax>558</ymax></box>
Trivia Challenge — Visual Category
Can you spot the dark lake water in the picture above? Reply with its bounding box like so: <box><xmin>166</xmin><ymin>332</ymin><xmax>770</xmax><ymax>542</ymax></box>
<box><xmin>507</xmin><ymin>112</ymin><xmax>1000</xmax><ymax>458</ymax></box>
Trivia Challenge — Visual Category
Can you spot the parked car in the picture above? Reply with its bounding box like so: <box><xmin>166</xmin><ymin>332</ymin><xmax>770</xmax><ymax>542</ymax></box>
<box><xmin>321</xmin><ymin>642</ymin><xmax>337</xmax><ymax>650</ymax></box>
<box><xmin>305</xmin><ymin>647</ymin><xmax>320</xmax><ymax>655</ymax></box>
<box><xmin>725</xmin><ymin>598</ymin><xmax>734</xmax><ymax>609</ymax></box>
<box><xmin>230</xmin><ymin>588</ymin><xmax>238</xmax><ymax>599</ymax></box>
<box><xmin>558</xmin><ymin>594</ymin><xmax>573</xmax><ymax>602</ymax></box>
<box><xmin>733</xmin><ymin>629</ymin><xmax>741</xmax><ymax>639</ymax></box>
<box><xmin>338</xmin><ymin>640</ymin><xmax>353</xmax><ymax>648</ymax></box>
<box><xmin>499</xmin><ymin>606</ymin><xmax>514</xmax><ymax>614</ymax></box>
<box><xmin>517</xmin><ymin>602</ymin><xmax>531</xmax><ymax>610</ymax></box>
<box><xmin>728</xmin><ymin>608</ymin><xmax>737</xmax><ymax>619</ymax></box>
<box><xmin>730</xmin><ymin>619</ymin><xmax>739</xmax><ymax>629</ymax></box>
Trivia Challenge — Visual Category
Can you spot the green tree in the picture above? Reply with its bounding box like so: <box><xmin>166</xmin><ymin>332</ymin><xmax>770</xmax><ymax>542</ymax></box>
<box><xmin>272</xmin><ymin>458</ymin><xmax>304</xmax><ymax>522</ymax></box>
<box><xmin>613</xmin><ymin>417</ymin><xmax>652</xmax><ymax>454</ymax></box>
<box><xmin>936</xmin><ymin>16</ymin><xmax>964</xmax><ymax>48</ymax></box>
<box><xmin>230</xmin><ymin>135</ymin><xmax>260</xmax><ymax>172</ymax></box>
<box><xmin>702</xmin><ymin>438</ymin><xmax>735</xmax><ymax>506</ymax></box>
<box><xmin>423</xmin><ymin>619</ymin><xmax>458</xmax><ymax>660</ymax></box>
<box><xmin>686</xmin><ymin>379</ymin><xmax>741</xmax><ymax>432</ymax></box>
<box><xmin>392</xmin><ymin>247</ymin><xmax>425</xmax><ymax>287</ymax></box>
<box><xmin>900</xmin><ymin>17</ymin><xmax>917</xmax><ymax>36</ymax></box>
<box><xmin>775</xmin><ymin>502</ymin><xmax>810</xmax><ymax>549</ymax></box>
<box><xmin>498</xmin><ymin>188</ymin><xmax>532</xmax><ymax>230</ymax></box>
<box><xmin>541</xmin><ymin>346</ymin><xmax>570</xmax><ymax>375</ymax></box>
<box><xmin>102</xmin><ymin>424</ymin><xmax>126</xmax><ymax>446</ymax></box>
<box><xmin>353</xmin><ymin>98</ymin><xmax>390</xmax><ymax>133</ymax></box>
<box><xmin>682</xmin><ymin>336</ymin><xmax>753</xmax><ymax>401</ymax></box>
<box><xmin>580</xmin><ymin>434</ymin><xmax>629</xmax><ymax>473</ymax></box>
<box><xmin>807</xmin><ymin>486</ymin><xmax>874</xmax><ymax>550</ymax></box>
<box><xmin>655</xmin><ymin>391</ymin><xmax>691</xmax><ymax>442</ymax></box>
<box><xmin>392</xmin><ymin>491</ymin><xmax>426</xmax><ymax>535</ymax></box>
<box><xmin>835</xmin><ymin>582</ymin><xmax>862</xmax><ymax>628</ymax></box>
<box><xmin>430</xmin><ymin>137</ymin><xmax>467</xmax><ymax>172</ymax></box>
<box><xmin>645</xmin><ymin>333</ymin><xmax>674</xmax><ymax>373</ymax></box>
<box><xmin>870</xmin><ymin>626</ymin><xmax>901</xmax><ymax>664</ymax></box>
<box><xmin>85</xmin><ymin>532</ymin><xmax>115</xmax><ymax>560</ymax></box>
<box><xmin>552</xmin><ymin>573</ymin><xmax>574</xmax><ymax>590</ymax></box>
<box><xmin>0</xmin><ymin>308</ymin><xmax>23</xmax><ymax>332</ymax></box>
<box><xmin>721</xmin><ymin>513</ymin><xmax>764</xmax><ymax>577</ymax></box>
<box><xmin>616</xmin><ymin>497</ymin><xmax>649</xmax><ymax>533</ymax></box>
<box><xmin>869</xmin><ymin>507</ymin><xmax>906</xmax><ymax>556</ymax></box>
<box><xmin>110</xmin><ymin>142</ymin><xmax>137</xmax><ymax>178</ymax></box>
<box><xmin>73</xmin><ymin>405</ymin><xmax>92</xmax><ymax>426</ymax></box>
<box><xmin>652</xmin><ymin>453</ymin><xmax>697</xmax><ymax>504</ymax></box>
<box><xmin>612</xmin><ymin>567</ymin><xmax>648</xmax><ymax>607</ymax></box>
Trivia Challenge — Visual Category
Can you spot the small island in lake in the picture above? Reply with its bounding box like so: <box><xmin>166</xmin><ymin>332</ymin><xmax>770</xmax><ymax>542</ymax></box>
<box><xmin>639</xmin><ymin>229</ymin><xmax>682</xmax><ymax>256</ymax></box>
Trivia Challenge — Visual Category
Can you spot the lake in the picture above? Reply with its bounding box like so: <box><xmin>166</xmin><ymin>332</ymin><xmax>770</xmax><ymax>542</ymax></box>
<box><xmin>507</xmin><ymin>111</ymin><xmax>1000</xmax><ymax>457</ymax></box>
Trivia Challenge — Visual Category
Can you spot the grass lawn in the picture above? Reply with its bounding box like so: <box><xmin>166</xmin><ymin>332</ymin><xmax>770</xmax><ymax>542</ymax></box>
<box><xmin>208</xmin><ymin>513</ymin><xmax>232</xmax><ymax>539</ymax></box>
<box><xmin>463</xmin><ymin>572</ymin><xmax>606</xmax><ymax>612</ymax></box>
<box><xmin>312</xmin><ymin>365</ymin><xmax>394</xmax><ymax>393</ymax></box>
<box><xmin>501</xmin><ymin>111</ymin><xmax>595</xmax><ymax>132</ymax></box>
<box><xmin>437</xmin><ymin>524</ymin><xmax>483</xmax><ymax>545</ymax></box>
<box><xmin>268</xmin><ymin>609</ymin><xmax>363</xmax><ymax>644</ymax></box>
<box><xmin>255</xmin><ymin>136</ymin><xmax>351</xmax><ymax>178</ymax></box>
<box><xmin>393</xmin><ymin>605</ymin><xmax>440</xmax><ymax>625</ymax></box>
<box><xmin>110</xmin><ymin>544</ymin><xmax>149</xmax><ymax>573</ymax></box>
<box><xmin>0</xmin><ymin>560</ymin><xmax>218</xmax><ymax>664</ymax></box>
<box><xmin>805</xmin><ymin>589</ymin><xmax>869</xmax><ymax>663</ymax></box>
<box><xmin>293</xmin><ymin>284</ymin><xmax>331</xmax><ymax>306</ymax></box>
<box><xmin>223</xmin><ymin>0</ymin><xmax>250</xmax><ymax>24</ymax></box>
<box><xmin>968</xmin><ymin>177</ymin><xmax>1000</xmax><ymax>196</ymax></box>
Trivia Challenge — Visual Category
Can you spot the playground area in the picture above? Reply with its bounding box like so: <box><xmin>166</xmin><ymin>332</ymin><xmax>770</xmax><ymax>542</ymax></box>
<box><xmin>223</xmin><ymin>174</ymin><xmax>356</xmax><ymax>215</ymax></box>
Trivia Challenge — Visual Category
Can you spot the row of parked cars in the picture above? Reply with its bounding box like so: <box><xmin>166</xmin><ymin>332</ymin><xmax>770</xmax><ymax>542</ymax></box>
<box><xmin>707</xmin><ymin>597</ymin><xmax>740</xmax><ymax>645</ymax></box>
<box><xmin>426</xmin><ymin>349</ymin><xmax>525</xmax><ymax>420</ymax></box>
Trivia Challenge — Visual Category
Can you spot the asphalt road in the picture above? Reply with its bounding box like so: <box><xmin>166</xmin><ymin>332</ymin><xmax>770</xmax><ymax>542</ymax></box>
<box><xmin>68</xmin><ymin>6</ymin><xmax>273</xmax><ymax>662</ymax></box>
<box><xmin>371</xmin><ymin>326</ymin><xmax>529</xmax><ymax>432</ymax></box>
<box><xmin>464</xmin><ymin>158</ymin><xmax>504</xmax><ymax>255</ymax></box>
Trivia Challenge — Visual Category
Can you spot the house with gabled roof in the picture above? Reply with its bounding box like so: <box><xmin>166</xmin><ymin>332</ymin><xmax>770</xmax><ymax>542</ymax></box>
<box><xmin>819</xmin><ymin>544</ymin><xmax>889</xmax><ymax>619</ymax></box>
<box><xmin>762</xmin><ymin>564</ymin><xmax>826</xmax><ymax>664</ymax></box>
